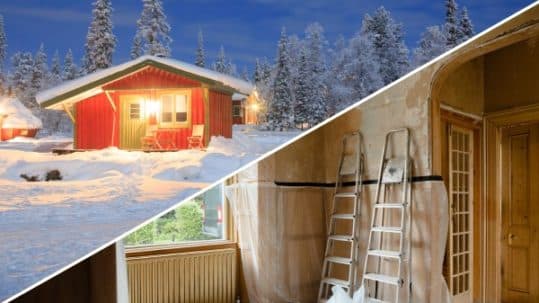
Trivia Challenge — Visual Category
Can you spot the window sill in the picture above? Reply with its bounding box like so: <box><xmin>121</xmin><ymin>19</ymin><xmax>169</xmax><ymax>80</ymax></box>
<box><xmin>125</xmin><ymin>240</ymin><xmax>237</xmax><ymax>258</ymax></box>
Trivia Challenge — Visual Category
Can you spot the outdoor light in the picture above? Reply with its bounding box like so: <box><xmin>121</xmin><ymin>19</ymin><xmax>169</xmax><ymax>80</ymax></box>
<box><xmin>251</xmin><ymin>103</ymin><xmax>260</xmax><ymax>112</ymax></box>
<box><xmin>146</xmin><ymin>100</ymin><xmax>160</xmax><ymax>115</ymax></box>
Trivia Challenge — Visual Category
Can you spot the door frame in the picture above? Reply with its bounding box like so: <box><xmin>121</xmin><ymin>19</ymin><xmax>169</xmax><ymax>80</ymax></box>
<box><xmin>441</xmin><ymin>109</ymin><xmax>482</xmax><ymax>303</ymax></box>
<box><xmin>483</xmin><ymin>103</ymin><xmax>539</xmax><ymax>302</ymax></box>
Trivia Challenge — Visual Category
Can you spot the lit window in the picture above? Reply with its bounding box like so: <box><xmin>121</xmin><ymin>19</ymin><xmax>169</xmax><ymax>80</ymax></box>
<box><xmin>130</xmin><ymin>103</ymin><xmax>141</xmax><ymax>119</ymax></box>
<box><xmin>233</xmin><ymin>104</ymin><xmax>242</xmax><ymax>117</ymax></box>
<box><xmin>175</xmin><ymin>95</ymin><xmax>188</xmax><ymax>122</ymax></box>
<box><xmin>160</xmin><ymin>94</ymin><xmax>189</xmax><ymax>126</ymax></box>
<box><xmin>124</xmin><ymin>184</ymin><xmax>225</xmax><ymax>247</ymax></box>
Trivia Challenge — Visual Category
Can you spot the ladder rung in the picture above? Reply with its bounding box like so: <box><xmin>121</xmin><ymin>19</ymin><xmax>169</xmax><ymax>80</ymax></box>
<box><xmin>367</xmin><ymin>249</ymin><xmax>401</xmax><ymax>259</ymax></box>
<box><xmin>371</xmin><ymin>226</ymin><xmax>402</xmax><ymax>233</ymax></box>
<box><xmin>381</xmin><ymin>179</ymin><xmax>403</xmax><ymax>184</ymax></box>
<box><xmin>363</xmin><ymin>273</ymin><xmax>401</xmax><ymax>286</ymax></box>
<box><xmin>374</xmin><ymin>203</ymin><xmax>405</xmax><ymax>209</ymax></box>
<box><xmin>321</xmin><ymin>277</ymin><xmax>350</xmax><ymax>288</ymax></box>
<box><xmin>328</xmin><ymin>234</ymin><xmax>354</xmax><ymax>242</ymax></box>
<box><xmin>326</xmin><ymin>256</ymin><xmax>353</xmax><ymax>265</ymax></box>
<box><xmin>332</xmin><ymin>213</ymin><xmax>354</xmax><ymax>220</ymax></box>
<box><xmin>334</xmin><ymin>192</ymin><xmax>357</xmax><ymax>198</ymax></box>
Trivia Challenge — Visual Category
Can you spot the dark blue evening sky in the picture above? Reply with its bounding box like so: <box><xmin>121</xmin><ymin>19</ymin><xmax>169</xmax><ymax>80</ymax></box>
<box><xmin>0</xmin><ymin>0</ymin><xmax>534</xmax><ymax>72</ymax></box>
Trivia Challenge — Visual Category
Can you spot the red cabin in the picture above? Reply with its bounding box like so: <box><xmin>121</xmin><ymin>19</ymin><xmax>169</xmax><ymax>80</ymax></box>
<box><xmin>36</xmin><ymin>56</ymin><xmax>256</xmax><ymax>150</ymax></box>
<box><xmin>0</xmin><ymin>97</ymin><xmax>41</xmax><ymax>141</ymax></box>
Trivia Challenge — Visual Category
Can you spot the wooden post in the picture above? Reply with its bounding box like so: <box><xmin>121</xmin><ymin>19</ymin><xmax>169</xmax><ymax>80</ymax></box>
<box><xmin>62</xmin><ymin>103</ymin><xmax>75</xmax><ymax>123</ymax></box>
<box><xmin>203</xmin><ymin>87</ymin><xmax>211</xmax><ymax>147</ymax></box>
<box><xmin>104</xmin><ymin>90</ymin><xmax>117</xmax><ymax>112</ymax></box>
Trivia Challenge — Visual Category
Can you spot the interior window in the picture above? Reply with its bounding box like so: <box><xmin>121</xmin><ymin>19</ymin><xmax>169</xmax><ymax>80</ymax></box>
<box><xmin>124</xmin><ymin>184</ymin><xmax>225</xmax><ymax>247</ymax></box>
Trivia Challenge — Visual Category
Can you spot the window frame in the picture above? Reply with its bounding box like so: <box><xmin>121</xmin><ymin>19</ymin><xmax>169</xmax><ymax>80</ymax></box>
<box><xmin>124</xmin><ymin>183</ymin><xmax>232</xmax><ymax>254</ymax></box>
<box><xmin>232</xmin><ymin>103</ymin><xmax>243</xmax><ymax>117</ymax></box>
<box><xmin>156</xmin><ymin>89</ymin><xmax>192</xmax><ymax>128</ymax></box>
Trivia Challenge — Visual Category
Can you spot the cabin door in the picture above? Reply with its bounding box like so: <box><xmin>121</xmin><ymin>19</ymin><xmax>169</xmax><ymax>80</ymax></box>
<box><xmin>120</xmin><ymin>95</ymin><xmax>146</xmax><ymax>149</ymax></box>
<box><xmin>500</xmin><ymin>123</ymin><xmax>539</xmax><ymax>303</ymax></box>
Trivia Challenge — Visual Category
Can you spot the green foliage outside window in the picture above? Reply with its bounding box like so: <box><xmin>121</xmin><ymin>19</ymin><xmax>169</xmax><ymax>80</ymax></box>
<box><xmin>124</xmin><ymin>198</ymin><xmax>217</xmax><ymax>246</ymax></box>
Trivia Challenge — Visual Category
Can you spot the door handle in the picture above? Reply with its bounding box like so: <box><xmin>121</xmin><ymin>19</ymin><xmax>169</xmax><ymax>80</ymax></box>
<box><xmin>508</xmin><ymin>233</ymin><xmax>516</xmax><ymax>245</ymax></box>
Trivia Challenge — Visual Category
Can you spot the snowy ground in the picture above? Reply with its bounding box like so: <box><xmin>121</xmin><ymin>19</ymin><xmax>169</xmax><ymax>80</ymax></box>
<box><xmin>0</xmin><ymin>125</ymin><xmax>299</xmax><ymax>302</ymax></box>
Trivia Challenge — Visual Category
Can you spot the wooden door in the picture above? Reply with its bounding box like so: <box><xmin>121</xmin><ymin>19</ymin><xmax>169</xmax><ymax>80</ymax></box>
<box><xmin>501</xmin><ymin>123</ymin><xmax>539</xmax><ymax>303</ymax></box>
<box><xmin>120</xmin><ymin>95</ymin><xmax>146</xmax><ymax>149</ymax></box>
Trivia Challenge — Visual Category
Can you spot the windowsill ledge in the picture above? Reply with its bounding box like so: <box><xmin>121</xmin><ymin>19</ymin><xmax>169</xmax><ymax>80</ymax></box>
<box><xmin>125</xmin><ymin>240</ymin><xmax>237</xmax><ymax>258</ymax></box>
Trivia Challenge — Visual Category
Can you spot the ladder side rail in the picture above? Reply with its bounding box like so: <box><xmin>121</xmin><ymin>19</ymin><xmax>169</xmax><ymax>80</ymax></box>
<box><xmin>351</xmin><ymin>133</ymin><xmax>363</xmax><ymax>292</ymax></box>
<box><xmin>362</xmin><ymin>131</ymin><xmax>392</xmax><ymax>296</ymax></box>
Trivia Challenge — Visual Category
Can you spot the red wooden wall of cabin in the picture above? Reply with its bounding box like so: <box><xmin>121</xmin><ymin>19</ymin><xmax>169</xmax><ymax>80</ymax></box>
<box><xmin>154</xmin><ymin>87</ymin><xmax>205</xmax><ymax>149</ymax></box>
<box><xmin>209</xmin><ymin>90</ymin><xmax>233</xmax><ymax>138</ymax></box>
<box><xmin>75</xmin><ymin>93</ymin><xmax>119</xmax><ymax>149</ymax></box>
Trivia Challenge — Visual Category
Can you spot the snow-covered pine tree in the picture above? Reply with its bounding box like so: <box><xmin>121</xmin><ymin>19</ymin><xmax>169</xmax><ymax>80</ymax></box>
<box><xmin>84</xmin><ymin>0</ymin><xmax>116</xmax><ymax>73</ymax></box>
<box><xmin>294</xmin><ymin>47</ymin><xmax>310</xmax><ymax>129</ymax></box>
<box><xmin>337</xmin><ymin>33</ymin><xmax>383</xmax><ymax>110</ymax></box>
<box><xmin>31</xmin><ymin>43</ymin><xmax>48</xmax><ymax>94</ymax></box>
<box><xmin>63</xmin><ymin>49</ymin><xmax>79</xmax><ymax>81</ymax></box>
<box><xmin>212</xmin><ymin>46</ymin><xmax>235</xmax><ymax>75</ymax></box>
<box><xmin>212</xmin><ymin>46</ymin><xmax>227</xmax><ymax>73</ymax></box>
<box><xmin>413</xmin><ymin>25</ymin><xmax>447</xmax><ymax>66</ymax></box>
<box><xmin>195</xmin><ymin>30</ymin><xmax>205</xmax><ymax>67</ymax></box>
<box><xmin>362</xmin><ymin>6</ymin><xmax>409</xmax><ymax>85</ymax></box>
<box><xmin>131</xmin><ymin>35</ymin><xmax>143</xmax><ymax>59</ymax></box>
<box><xmin>253</xmin><ymin>58</ymin><xmax>262</xmax><ymax>83</ymax></box>
<box><xmin>240</xmin><ymin>67</ymin><xmax>250</xmax><ymax>82</ymax></box>
<box><xmin>267</xmin><ymin>27</ymin><xmax>294</xmax><ymax>131</ymax></box>
<box><xmin>304</xmin><ymin>22</ymin><xmax>327</xmax><ymax>126</ymax></box>
<box><xmin>134</xmin><ymin>0</ymin><xmax>172</xmax><ymax>57</ymax></box>
<box><xmin>10</xmin><ymin>52</ymin><xmax>35</xmax><ymax>109</ymax></box>
<box><xmin>49</xmin><ymin>50</ymin><xmax>62</xmax><ymax>86</ymax></box>
<box><xmin>286</xmin><ymin>34</ymin><xmax>301</xmax><ymax>100</ymax></box>
<box><xmin>0</xmin><ymin>14</ymin><xmax>6</xmax><ymax>90</ymax></box>
<box><xmin>325</xmin><ymin>35</ymin><xmax>347</xmax><ymax>116</ymax></box>
<box><xmin>458</xmin><ymin>7</ymin><xmax>474</xmax><ymax>42</ymax></box>
<box><xmin>444</xmin><ymin>0</ymin><xmax>459</xmax><ymax>48</ymax></box>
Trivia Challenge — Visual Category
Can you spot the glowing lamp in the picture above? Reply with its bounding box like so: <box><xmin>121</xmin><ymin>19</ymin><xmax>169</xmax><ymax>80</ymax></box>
<box><xmin>145</xmin><ymin>100</ymin><xmax>160</xmax><ymax>125</ymax></box>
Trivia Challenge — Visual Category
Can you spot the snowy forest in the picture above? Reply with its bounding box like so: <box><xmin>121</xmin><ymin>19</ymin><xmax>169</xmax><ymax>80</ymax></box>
<box><xmin>0</xmin><ymin>0</ymin><xmax>474</xmax><ymax>134</ymax></box>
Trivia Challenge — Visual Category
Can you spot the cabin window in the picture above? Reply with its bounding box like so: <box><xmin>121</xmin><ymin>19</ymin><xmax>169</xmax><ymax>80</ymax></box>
<box><xmin>233</xmin><ymin>104</ymin><xmax>242</xmax><ymax>117</ymax></box>
<box><xmin>160</xmin><ymin>94</ymin><xmax>189</xmax><ymax>126</ymax></box>
<box><xmin>124</xmin><ymin>184</ymin><xmax>226</xmax><ymax>247</ymax></box>
<box><xmin>129</xmin><ymin>103</ymin><xmax>141</xmax><ymax>120</ymax></box>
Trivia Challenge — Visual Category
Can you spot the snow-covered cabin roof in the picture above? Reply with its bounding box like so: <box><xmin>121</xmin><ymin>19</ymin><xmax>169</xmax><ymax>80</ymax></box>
<box><xmin>36</xmin><ymin>55</ymin><xmax>254</xmax><ymax>109</ymax></box>
<box><xmin>232</xmin><ymin>93</ymin><xmax>248</xmax><ymax>101</ymax></box>
<box><xmin>0</xmin><ymin>96</ymin><xmax>42</xmax><ymax>129</ymax></box>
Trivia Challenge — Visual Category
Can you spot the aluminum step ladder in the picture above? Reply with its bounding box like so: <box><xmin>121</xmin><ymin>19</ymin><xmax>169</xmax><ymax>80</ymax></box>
<box><xmin>318</xmin><ymin>132</ymin><xmax>364</xmax><ymax>302</ymax></box>
<box><xmin>362</xmin><ymin>128</ymin><xmax>412</xmax><ymax>303</ymax></box>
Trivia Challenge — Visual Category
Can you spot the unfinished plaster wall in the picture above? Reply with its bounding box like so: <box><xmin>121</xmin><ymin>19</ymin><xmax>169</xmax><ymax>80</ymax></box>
<box><xmin>484</xmin><ymin>37</ymin><xmax>539</xmax><ymax>112</ymax></box>
<box><xmin>437</xmin><ymin>58</ymin><xmax>485</xmax><ymax>115</ymax></box>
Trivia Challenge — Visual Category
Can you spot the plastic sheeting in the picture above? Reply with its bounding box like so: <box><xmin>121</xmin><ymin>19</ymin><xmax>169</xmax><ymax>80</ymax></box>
<box><xmin>225</xmin><ymin>181</ymin><xmax>327</xmax><ymax>302</ymax></box>
<box><xmin>226</xmin><ymin>179</ymin><xmax>452</xmax><ymax>303</ymax></box>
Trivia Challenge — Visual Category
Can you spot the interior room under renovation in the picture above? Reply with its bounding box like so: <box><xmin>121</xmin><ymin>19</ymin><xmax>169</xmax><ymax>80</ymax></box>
<box><xmin>10</xmin><ymin>3</ymin><xmax>539</xmax><ymax>303</ymax></box>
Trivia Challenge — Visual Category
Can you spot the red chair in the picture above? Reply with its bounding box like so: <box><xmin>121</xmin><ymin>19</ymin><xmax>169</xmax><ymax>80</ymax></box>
<box><xmin>187</xmin><ymin>124</ymin><xmax>204</xmax><ymax>149</ymax></box>
<box><xmin>141</xmin><ymin>125</ymin><xmax>161</xmax><ymax>150</ymax></box>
